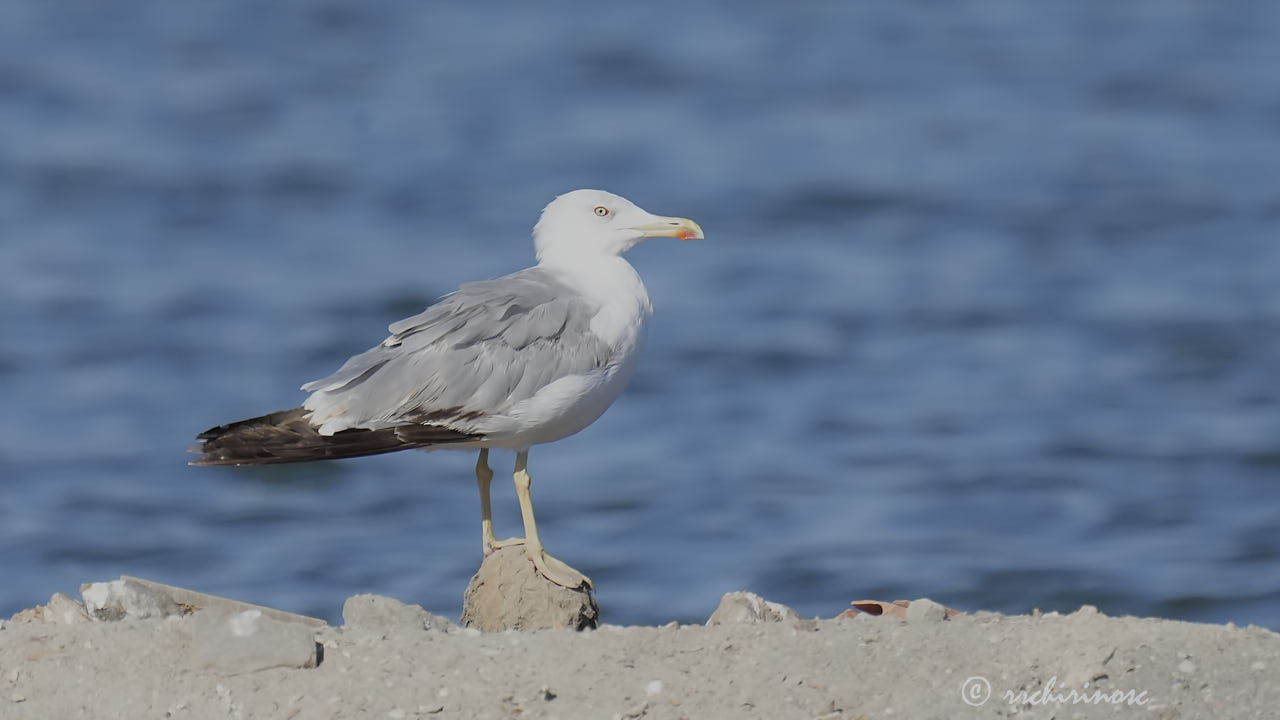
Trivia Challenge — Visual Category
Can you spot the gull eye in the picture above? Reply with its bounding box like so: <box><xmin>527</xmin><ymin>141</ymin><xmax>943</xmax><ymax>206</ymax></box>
<box><xmin>593</xmin><ymin>205</ymin><xmax>610</xmax><ymax>217</ymax></box>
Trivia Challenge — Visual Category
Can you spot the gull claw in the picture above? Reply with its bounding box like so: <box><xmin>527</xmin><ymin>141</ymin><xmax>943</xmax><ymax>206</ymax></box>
<box><xmin>529</xmin><ymin>547</ymin><xmax>593</xmax><ymax>591</ymax></box>
<box><xmin>483</xmin><ymin>536</ymin><xmax>525</xmax><ymax>557</ymax></box>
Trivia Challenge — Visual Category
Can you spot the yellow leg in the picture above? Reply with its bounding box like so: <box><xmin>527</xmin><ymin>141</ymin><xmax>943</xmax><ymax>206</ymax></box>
<box><xmin>513</xmin><ymin>450</ymin><xmax>592</xmax><ymax>590</ymax></box>
<box><xmin>475</xmin><ymin>449</ymin><xmax>522</xmax><ymax>555</ymax></box>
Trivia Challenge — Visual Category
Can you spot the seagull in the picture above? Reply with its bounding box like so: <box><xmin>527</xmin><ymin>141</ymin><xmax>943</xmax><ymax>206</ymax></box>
<box><xmin>191</xmin><ymin>189</ymin><xmax>703</xmax><ymax>590</ymax></box>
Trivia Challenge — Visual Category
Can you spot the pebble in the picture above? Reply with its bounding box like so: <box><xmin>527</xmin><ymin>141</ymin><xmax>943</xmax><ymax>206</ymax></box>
<box><xmin>1177</xmin><ymin>659</ymin><xmax>1197</xmax><ymax>675</ymax></box>
<box><xmin>905</xmin><ymin>598</ymin><xmax>948</xmax><ymax>624</ymax></box>
<box><xmin>645</xmin><ymin>680</ymin><xmax>664</xmax><ymax>696</ymax></box>
<box><xmin>706</xmin><ymin>591</ymin><xmax>799</xmax><ymax>625</ymax></box>
<box><xmin>44</xmin><ymin>593</ymin><xmax>91</xmax><ymax>624</ymax></box>
<box><xmin>342</xmin><ymin>595</ymin><xmax>454</xmax><ymax>634</ymax></box>
<box><xmin>388</xmin><ymin>708</ymin><xmax>406</xmax><ymax>719</ymax></box>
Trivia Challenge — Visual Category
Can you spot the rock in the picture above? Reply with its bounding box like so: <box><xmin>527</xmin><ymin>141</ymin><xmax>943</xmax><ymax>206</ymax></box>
<box><xmin>706</xmin><ymin>591</ymin><xmax>799</xmax><ymax>625</ymax></box>
<box><xmin>10</xmin><ymin>594</ymin><xmax>89</xmax><ymax>625</ymax></box>
<box><xmin>905</xmin><ymin>598</ymin><xmax>949</xmax><ymax>624</ymax></box>
<box><xmin>460</xmin><ymin>546</ymin><xmax>598</xmax><ymax>631</ymax></box>
<box><xmin>342</xmin><ymin>594</ymin><xmax>455</xmax><ymax>633</ymax></box>
<box><xmin>192</xmin><ymin>608</ymin><xmax>319</xmax><ymax>672</ymax></box>
<box><xmin>77</xmin><ymin>576</ymin><xmax>326</xmax><ymax>628</ymax></box>
<box><xmin>46</xmin><ymin>593</ymin><xmax>91</xmax><ymax>624</ymax></box>
<box><xmin>8</xmin><ymin>607</ymin><xmax>41</xmax><ymax>623</ymax></box>
<box><xmin>79</xmin><ymin>579</ymin><xmax>182</xmax><ymax>621</ymax></box>
<box><xmin>130</xmin><ymin>576</ymin><xmax>327</xmax><ymax>626</ymax></box>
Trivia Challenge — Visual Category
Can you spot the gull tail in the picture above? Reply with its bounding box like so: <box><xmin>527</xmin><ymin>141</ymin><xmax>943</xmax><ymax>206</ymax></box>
<box><xmin>189</xmin><ymin>407</ymin><xmax>480</xmax><ymax>466</ymax></box>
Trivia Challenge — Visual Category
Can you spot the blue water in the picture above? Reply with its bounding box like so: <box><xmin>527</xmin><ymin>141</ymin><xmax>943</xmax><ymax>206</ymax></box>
<box><xmin>2</xmin><ymin>0</ymin><xmax>1279</xmax><ymax>628</ymax></box>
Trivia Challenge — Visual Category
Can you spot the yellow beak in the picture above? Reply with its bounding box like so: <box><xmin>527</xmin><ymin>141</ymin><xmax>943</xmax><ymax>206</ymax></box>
<box><xmin>629</xmin><ymin>216</ymin><xmax>705</xmax><ymax>241</ymax></box>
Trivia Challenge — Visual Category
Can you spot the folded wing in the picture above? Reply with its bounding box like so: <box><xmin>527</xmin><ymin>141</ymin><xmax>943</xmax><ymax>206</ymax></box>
<box><xmin>302</xmin><ymin>267</ymin><xmax>613</xmax><ymax>436</ymax></box>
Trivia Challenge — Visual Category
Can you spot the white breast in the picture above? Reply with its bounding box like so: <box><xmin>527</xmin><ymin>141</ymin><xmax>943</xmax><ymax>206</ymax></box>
<box><xmin>482</xmin><ymin>256</ymin><xmax>652</xmax><ymax>448</ymax></box>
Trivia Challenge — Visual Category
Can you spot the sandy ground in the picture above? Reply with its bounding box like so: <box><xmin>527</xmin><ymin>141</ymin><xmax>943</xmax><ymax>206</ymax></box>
<box><xmin>2</xmin><ymin>566</ymin><xmax>1277</xmax><ymax>720</ymax></box>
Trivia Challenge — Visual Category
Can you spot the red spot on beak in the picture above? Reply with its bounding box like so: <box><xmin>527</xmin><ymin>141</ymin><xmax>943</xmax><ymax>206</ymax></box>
<box><xmin>677</xmin><ymin>229</ymin><xmax>699</xmax><ymax>241</ymax></box>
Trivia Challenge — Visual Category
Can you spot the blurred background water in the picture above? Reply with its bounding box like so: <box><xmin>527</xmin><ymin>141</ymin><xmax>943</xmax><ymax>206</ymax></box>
<box><xmin>2</xmin><ymin>0</ymin><xmax>1278</xmax><ymax>628</ymax></box>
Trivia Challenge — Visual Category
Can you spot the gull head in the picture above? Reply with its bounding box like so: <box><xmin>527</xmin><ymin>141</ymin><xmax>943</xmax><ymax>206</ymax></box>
<box><xmin>533</xmin><ymin>189</ymin><xmax>703</xmax><ymax>263</ymax></box>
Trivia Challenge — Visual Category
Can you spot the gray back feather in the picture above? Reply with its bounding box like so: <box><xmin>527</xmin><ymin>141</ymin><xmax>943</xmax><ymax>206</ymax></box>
<box><xmin>302</xmin><ymin>267</ymin><xmax>612</xmax><ymax>433</ymax></box>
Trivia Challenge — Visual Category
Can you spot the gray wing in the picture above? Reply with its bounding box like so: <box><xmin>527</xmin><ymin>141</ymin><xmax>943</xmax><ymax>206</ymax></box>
<box><xmin>301</xmin><ymin>267</ymin><xmax>612</xmax><ymax>435</ymax></box>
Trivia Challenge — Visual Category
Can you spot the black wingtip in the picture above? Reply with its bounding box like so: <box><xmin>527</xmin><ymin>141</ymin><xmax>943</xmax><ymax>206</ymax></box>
<box><xmin>188</xmin><ymin>407</ymin><xmax>482</xmax><ymax>467</ymax></box>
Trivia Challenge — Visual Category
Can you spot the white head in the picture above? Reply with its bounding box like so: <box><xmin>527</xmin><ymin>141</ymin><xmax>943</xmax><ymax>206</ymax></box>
<box><xmin>532</xmin><ymin>189</ymin><xmax>703</xmax><ymax>264</ymax></box>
